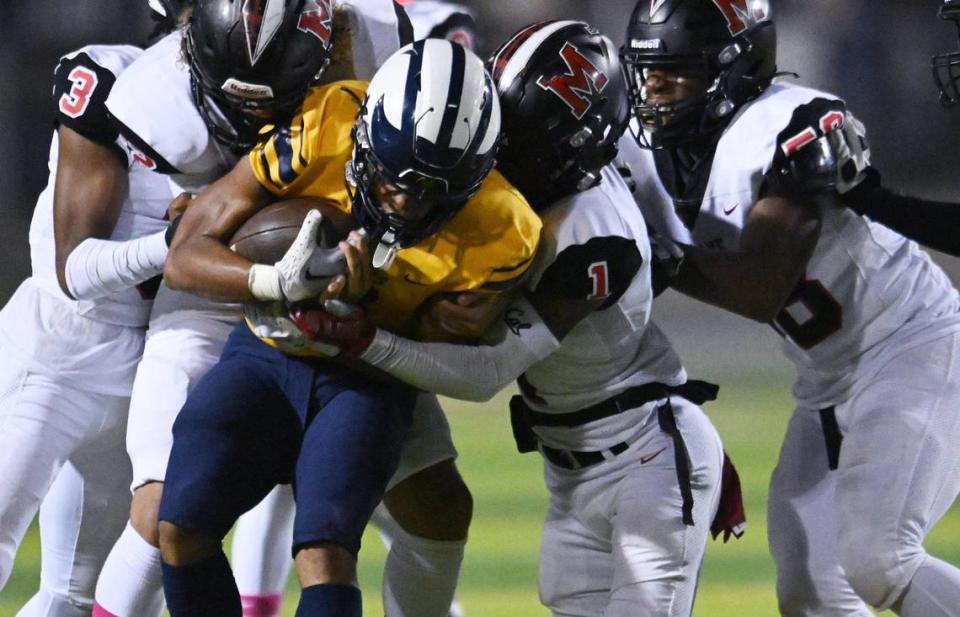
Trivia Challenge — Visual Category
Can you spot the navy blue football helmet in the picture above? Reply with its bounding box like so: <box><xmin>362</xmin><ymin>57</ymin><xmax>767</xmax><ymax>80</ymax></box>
<box><xmin>347</xmin><ymin>39</ymin><xmax>501</xmax><ymax>267</ymax></box>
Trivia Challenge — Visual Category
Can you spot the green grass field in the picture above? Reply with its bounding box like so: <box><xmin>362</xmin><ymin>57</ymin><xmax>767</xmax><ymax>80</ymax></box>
<box><xmin>3</xmin><ymin>381</ymin><xmax>960</xmax><ymax>615</ymax></box>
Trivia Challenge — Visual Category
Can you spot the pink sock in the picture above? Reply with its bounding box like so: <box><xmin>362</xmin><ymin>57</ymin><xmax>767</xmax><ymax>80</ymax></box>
<box><xmin>240</xmin><ymin>594</ymin><xmax>283</xmax><ymax>617</ymax></box>
<box><xmin>92</xmin><ymin>602</ymin><xmax>119</xmax><ymax>617</ymax></box>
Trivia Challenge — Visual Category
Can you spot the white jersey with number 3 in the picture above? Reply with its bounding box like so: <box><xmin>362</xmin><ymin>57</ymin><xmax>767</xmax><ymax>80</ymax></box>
<box><xmin>619</xmin><ymin>81</ymin><xmax>960</xmax><ymax>409</ymax></box>
<box><xmin>0</xmin><ymin>45</ymin><xmax>176</xmax><ymax>396</ymax></box>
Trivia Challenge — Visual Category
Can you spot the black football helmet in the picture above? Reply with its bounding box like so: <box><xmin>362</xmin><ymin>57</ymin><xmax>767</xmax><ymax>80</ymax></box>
<box><xmin>934</xmin><ymin>0</ymin><xmax>960</xmax><ymax>107</ymax></box>
<box><xmin>621</xmin><ymin>0</ymin><xmax>777</xmax><ymax>149</ymax></box>
<box><xmin>186</xmin><ymin>0</ymin><xmax>335</xmax><ymax>152</ymax></box>
<box><xmin>149</xmin><ymin>0</ymin><xmax>191</xmax><ymax>28</ymax></box>
<box><xmin>489</xmin><ymin>21</ymin><xmax>629</xmax><ymax>208</ymax></box>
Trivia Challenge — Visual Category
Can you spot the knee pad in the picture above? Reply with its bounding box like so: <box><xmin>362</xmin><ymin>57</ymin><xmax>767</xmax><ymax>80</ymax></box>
<box><xmin>838</xmin><ymin>528</ymin><xmax>925</xmax><ymax>609</ymax></box>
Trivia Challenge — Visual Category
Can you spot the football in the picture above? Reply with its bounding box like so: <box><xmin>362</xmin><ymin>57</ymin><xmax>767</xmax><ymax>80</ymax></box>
<box><xmin>229</xmin><ymin>197</ymin><xmax>354</xmax><ymax>264</ymax></box>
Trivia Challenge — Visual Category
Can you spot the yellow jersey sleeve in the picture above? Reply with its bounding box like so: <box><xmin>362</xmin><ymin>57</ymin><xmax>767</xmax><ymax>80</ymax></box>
<box><xmin>248</xmin><ymin>81</ymin><xmax>367</xmax><ymax>203</ymax></box>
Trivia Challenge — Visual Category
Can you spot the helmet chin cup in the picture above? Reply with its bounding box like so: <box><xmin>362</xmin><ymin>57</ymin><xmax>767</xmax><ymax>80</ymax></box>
<box><xmin>372</xmin><ymin>229</ymin><xmax>400</xmax><ymax>270</ymax></box>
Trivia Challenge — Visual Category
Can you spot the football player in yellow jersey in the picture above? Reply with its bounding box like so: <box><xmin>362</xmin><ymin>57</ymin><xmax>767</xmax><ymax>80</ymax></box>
<box><xmin>157</xmin><ymin>40</ymin><xmax>540</xmax><ymax>617</ymax></box>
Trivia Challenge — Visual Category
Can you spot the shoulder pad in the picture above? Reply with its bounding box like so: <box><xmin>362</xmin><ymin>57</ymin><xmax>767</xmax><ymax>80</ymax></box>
<box><xmin>766</xmin><ymin>97</ymin><xmax>871</xmax><ymax>195</ymax></box>
<box><xmin>106</xmin><ymin>33</ymin><xmax>214</xmax><ymax>175</ymax></box>
<box><xmin>536</xmin><ymin>236</ymin><xmax>643</xmax><ymax>308</ymax></box>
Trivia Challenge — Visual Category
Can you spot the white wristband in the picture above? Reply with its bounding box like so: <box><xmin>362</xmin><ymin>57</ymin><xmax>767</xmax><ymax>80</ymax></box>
<box><xmin>248</xmin><ymin>264</ymin><xmax>284</xmax><ymax>301</ymax></box>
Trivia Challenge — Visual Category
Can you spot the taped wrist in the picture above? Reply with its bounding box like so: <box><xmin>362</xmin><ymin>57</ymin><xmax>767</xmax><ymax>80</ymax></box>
<box><xmin>64</xmin><ymin>230</ymin><xmax>168</xmax><ymax>300</ymax></box>
<box><xmin>247</xmin><ymin>264</ymin><xmax>284</xmax><ymax>301</ymax></box>
<box><xmin>360</xmin><ymin>296</ymin><xmax>561</xmax><ymax>402</ymax></box>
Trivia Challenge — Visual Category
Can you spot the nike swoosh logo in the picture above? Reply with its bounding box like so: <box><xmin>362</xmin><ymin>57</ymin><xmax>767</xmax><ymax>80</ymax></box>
<box><xmin>403</xmin><ymin>274</ymin><xmax>429</xmax><ymax>286</ymax></box>
<box><xmin>723</xmin><ymin>204</ymin><xmax>739</xmax><ymax>215</ymax></box>
<box><xmin>640</xmin><ymin>447</ymin><xmax>668</xmax><ymax>464</ymax></box>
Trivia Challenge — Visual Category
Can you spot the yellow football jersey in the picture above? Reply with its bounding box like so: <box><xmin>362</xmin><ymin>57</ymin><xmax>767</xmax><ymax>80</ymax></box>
<box><xmin>249</xmin><ymin>81</ymin><xmax>542</xmax><ymax>337</ymax></box>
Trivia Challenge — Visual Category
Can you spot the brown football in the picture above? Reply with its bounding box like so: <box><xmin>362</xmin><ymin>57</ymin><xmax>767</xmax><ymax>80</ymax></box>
<box><xmin>229</xmin><ymin>197</ymin><xmax>354</xmax><ymax>264</ymax></box>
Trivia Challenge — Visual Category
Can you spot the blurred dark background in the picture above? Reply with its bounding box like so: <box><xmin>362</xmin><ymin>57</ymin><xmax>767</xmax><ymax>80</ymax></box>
<box><xmin>1</xmin><ymin>0</ymin><xmax>958</xmax><ymax>374</ymax></box>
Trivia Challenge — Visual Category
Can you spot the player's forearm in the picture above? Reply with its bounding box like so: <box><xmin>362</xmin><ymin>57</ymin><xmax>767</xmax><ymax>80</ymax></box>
<box><xmin>165</xmin><ymin>233</ymin><xmax>258</xmax><ymax>302</ymax></box>
<box><xmin>676</xmin><ymin>241</ymin><xmax>813</xmax><ymax>322</ymax></box>
<box><xmin>64</xmin><ymin>231</ymin><xmax>169</xmax><ymax>300</ymax></box>
<box><xmin>361</xmin><ymin>297</ymin><xmax>560</xmax><ymax>402</ymax></box>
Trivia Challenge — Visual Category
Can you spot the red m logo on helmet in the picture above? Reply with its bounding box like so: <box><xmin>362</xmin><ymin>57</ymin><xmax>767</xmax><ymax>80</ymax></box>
<box><xmin>298</xmin><ymin>0</ymin><xmax>333</xmax><ymax>46</ymax></box>
<box><xmin>536</xmin><ymin>43</ymin><xmax>608</xmax><ymax>120</ymax></box>
<box><xmin>711</xmin><ymin>0</ymin><xmax>751</xmax><ymax>36</ymax></box>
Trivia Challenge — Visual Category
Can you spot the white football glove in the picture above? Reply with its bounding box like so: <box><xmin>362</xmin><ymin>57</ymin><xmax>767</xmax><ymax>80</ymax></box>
<box><xmin>247</xmin><ymin>210</ymin><xmax>345</xmax><ymax>302</ymax></box>
<box><xmin>243</xmin><ymin>301</ymin><xmax>340</xmax><ymax>358</ymax></box>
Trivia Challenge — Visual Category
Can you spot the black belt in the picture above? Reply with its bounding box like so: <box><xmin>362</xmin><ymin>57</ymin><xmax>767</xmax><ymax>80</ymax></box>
<box><xmin>819</xmin><ymin>406</ymin><xmax>843</xmax><ymax>470</ymax></box>
<box><xmin>516</xmin><ymin>380</ymin><xmax>719</xmax><ymax>429</ymax></box>
<box><xmin>540</xmin><ymin>442</ymin><xmax>629</xmax><ymax>471</ymax></box>
<box><xmin>658</xmin><ymin>399</ymin><xmax>695</xmax><ymax>526</ymax></box>
<box><xmin>537</xmin><ymin>399</ymin><xmax>696</xmax><ymax>526</ymax></box>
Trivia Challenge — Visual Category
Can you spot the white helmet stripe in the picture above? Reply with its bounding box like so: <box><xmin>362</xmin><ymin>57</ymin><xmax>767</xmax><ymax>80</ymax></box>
<box><xmin>244</xmin><ymin>0</ymin><xmax>286</xmax><ymax>65</ymax></box>
<box><xmin>414</xmin><ymin>39</ymin><xmax>454</xmax><ymax>146</ymax></box>
<box><xmin>496</xmin><ymin>20</ymin><xmax>581</xmax><ymax>93</ymax></box>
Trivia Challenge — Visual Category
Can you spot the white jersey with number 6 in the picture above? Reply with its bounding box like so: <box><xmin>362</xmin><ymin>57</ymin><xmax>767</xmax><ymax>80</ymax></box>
<box><xmin>619</xmin><ymin>81</ymin><xmax>960</xmax><ymax>409</ymax></box>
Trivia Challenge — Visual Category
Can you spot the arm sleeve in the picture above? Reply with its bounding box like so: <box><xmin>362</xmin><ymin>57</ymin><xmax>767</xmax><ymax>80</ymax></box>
<box><xmin>844</xmin><ymin>169</ymin><xmax>960</xmax><ymax>256</ymax></box>
<box><xmin>359</xmin><ymin>296</ymin><xmax>561</xmax><ymax>401</ymax></box>
<box><xmin>64</xmin><ymin>230</ymin><xmax>169</xmax><ymax>300</ymax></box>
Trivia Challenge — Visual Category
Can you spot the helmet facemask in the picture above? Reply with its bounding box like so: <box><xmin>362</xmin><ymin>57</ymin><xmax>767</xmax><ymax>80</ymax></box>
<box><xmin>186</xmin><ymin>30</ymin><xmax>329</xmax><ymax>153</ymax></box>
<box><xmin>933</xmin><ymin>1</ymin><xmax>960</xmax><ymax>107</ymax></box>
<box><xmin>622</xmin><ymin>58</ymin><xmax>713</xmax><ymax>149</ymax></box>
<box><xmin>621</xmin><ymin>0</ymin><xmax>777</xmax><ymax>150</ymax></box>
<box><xmin>347</xmin><ymin>117</ymin><xmax>476</xmax><ymax>269</ymax></box>
<box><xmin>184</xmin><ymin>0</ymin><xmax>335</xmax><ymax>153</ymax></box>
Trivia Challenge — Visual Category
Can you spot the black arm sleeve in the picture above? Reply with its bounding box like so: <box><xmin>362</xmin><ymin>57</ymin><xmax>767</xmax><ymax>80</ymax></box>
<box><xmin>843</xmin><ymin>169</ymin><xmax>960</xmax><ymax>256</ymax></box>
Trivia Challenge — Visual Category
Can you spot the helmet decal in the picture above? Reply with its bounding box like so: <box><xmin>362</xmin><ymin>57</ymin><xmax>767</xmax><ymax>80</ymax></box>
<box><xmin>297</xmin><ymin>0</ymin><xmax>333</xmax><ymax>47</ymax></box>
<box><xmin>242</xmin><ymin>0</ymin><xmax>286</xmax><ymax>65</ymax></box>
<box><xmin>710</xmin><ymin>0</ymin><xmax>751</xmax><ymax>36</ymax></box>
<box><xmin>649</xmin><ymin>0</ymin><xmax>669</xmax><ymax>17</ymax></box>
<box><xmin>536</xmin><ymin>43</ymin><xmax>609</xmax><ymax>119</ymax></box>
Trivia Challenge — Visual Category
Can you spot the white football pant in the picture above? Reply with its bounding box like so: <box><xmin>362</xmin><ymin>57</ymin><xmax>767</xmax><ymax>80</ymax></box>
<box><xmin>769</xmin><ymin>330</ymin><xmax>960</xmax><ymax>616</ymax></box>
<box><xmin>0</xmin><ymin>360</ymin><xmax>131</xmax><ymax>615</ymax></box>
<box><xmin>538</xmin><ymin>397</ymin><xmax>723</xmax><ymax>617</ymax></box>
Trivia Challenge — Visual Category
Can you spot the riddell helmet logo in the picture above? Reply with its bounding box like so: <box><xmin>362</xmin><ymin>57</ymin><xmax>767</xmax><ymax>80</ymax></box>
<box><xmin>298</xmin><ymin>0</ymin><xmax>333</xmax><ymax>47</ymax></box>
<box><xmin>536</xmin><ymin>43</ymin><xmax>609</xmax><ymax>120</ymax></box>
<box><xmin>242</xmin><ymin>0</ymin><xmax>286</xmax><ymax>65</ymax></box>
<box><xmin>221</xmin><ymin>78</ymin><xmax>274</xmax><ymax>100</ymax></box>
